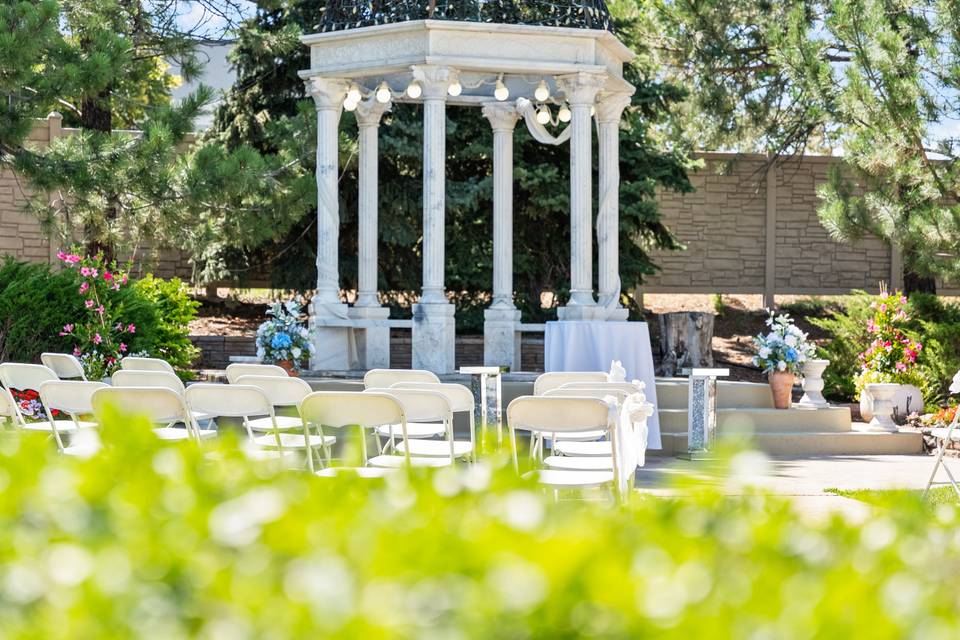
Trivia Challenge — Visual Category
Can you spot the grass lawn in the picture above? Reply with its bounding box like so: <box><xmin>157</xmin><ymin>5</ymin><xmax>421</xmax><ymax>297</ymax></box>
<box><xmin>827</xmin><ymin>486</ymin><xmax>959</xmax><ymax>506</ymax></box>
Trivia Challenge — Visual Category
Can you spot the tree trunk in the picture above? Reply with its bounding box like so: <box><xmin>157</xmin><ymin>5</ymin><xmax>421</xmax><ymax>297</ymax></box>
<box><xmin>657</xmin><ymin>312</ymin><xmax>715</xmax><ymax>376</ymax></box>
<box><xmin>80</xmin><ymin>87</ymin><xmax>116</xmax><ymax>261</ymax></box>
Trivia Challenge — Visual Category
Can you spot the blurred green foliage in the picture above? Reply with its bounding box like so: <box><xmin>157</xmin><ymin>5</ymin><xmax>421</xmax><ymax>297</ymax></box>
<box><xmin>1</xmin><ymin>408</ymin><xmax>960</xmax><ymax>637</ymax></box>
<box><xmin>0</xmin><ymin>259</ymin><xmax>198</xmax><ymax>373</ymax></box>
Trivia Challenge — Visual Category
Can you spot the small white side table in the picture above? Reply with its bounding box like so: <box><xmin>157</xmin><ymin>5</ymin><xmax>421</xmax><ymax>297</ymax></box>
<box><xmin>680</xmin><ymin>367</ymin><xmax>729</xmax><ymax>460</ymax></box>
<box><xmin>459</xmin><ymin>366</ymin><xmax>503</xmax><ymax>448</ymax></box>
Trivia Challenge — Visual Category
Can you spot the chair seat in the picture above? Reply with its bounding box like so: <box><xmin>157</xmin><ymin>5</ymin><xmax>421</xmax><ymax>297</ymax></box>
<box><xmin>544</xmin><ymin>455</ymin><xmax>614</xmax><ymax>471</ymax></box>
<box><xmin>251</xmin><ymin>432</ymin><xmax>335</xmax><ymax>449</ymax></box>
<box><xmin>524</xmin><ymin>469</ymin><xmax>614</xmax><ymax>488</ymax></box>
<box><xmin>375</xmin><ymin>421</ymin><xmax>445</xmax><ymax>439</ymax></box>
<box><xmin>22</xmin><ymin>419</ymin><xmax>96</xmax><ymax>433</ymax></box>
<box><xmin>931</xmin><ymin>427</ymin><xmax>960</xmax><ymax>441</ymax></box>
<box><xmin>246</xmin><ymin>415</ymin><xmax>305</xmax><ymax>432</ymax></box>
<box><xmin>394</xmin><ymin>439</ymin><xmax>473</xmax><ymax>458</ymax></box>
<box><xmin>547</xmin><ymin>429</ymin><xmax>607</xmax><ymax>442</ymax></box>
<box><xmin>368</xmin><ymin>454</ymin><xmax>451</xmax><ymax>468</ymax></box>
<box><xmin>153</xmin><ymin>427</ymin><xmax>217</xmax><ymax>441</ymax></box>
<box><xmin>552</xmin><ymin>440</ymin><xmax>612</xmax><ymax>457</ymax></box>
<box><xmin>315</xmin><ymin>467</ymin><xmax>397</xmax><ymax>478</ymax></box>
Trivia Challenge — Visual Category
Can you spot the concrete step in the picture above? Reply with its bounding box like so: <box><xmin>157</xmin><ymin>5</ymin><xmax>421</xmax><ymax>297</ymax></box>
<box><xmin>658</xmin><ymin>407</ymin><xmax>853</xmax><ymax>435</ymax></box>
<box><xmin>655</xmin><ymin>380</ymin><xmax>775</xmax><ymax>410</ymax></box>
<box><xmin>658</xmin><ymin>430</ymin><xmax>923</xmax><ymax>456</ymax></box>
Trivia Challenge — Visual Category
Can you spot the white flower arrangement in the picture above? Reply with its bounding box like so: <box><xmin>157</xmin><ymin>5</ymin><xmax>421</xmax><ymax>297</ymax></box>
<box><xmin>752</xmin><ymin>311</ymin><xmax>817</xmax><ymax>375</ymax></box>
<box><xmin>255</xmin><ymin>299</ymin><xmax>314</xmax><ymax>370</ymax></box>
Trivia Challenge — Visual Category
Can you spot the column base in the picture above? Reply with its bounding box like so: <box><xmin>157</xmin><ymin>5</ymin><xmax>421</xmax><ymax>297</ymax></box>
<box><xmin>557</xmin><ymin>304</ymin><xmax>609</xmax><ymax>321</ymax></box>
<box><xmin>483</xmin><ymin>307</ymin><xmax>521</xmax><ymax>370</ymax></box>
<box><xmin>412</xmin><ymin>302</ymin><xmax>456</xmax><ymax>373</ymax></box>
<box><xmin>604</xmin><ymin>306</ymin><xmax>630</xmax><ymax>321</ymax></box>
<box><xmin>348</xmin><ymin>306</ymin><xmax>391</xmax><ymax>370</ymax></box>
<box><xmin>309</xmin><ymin>301</ymin><xmax>359</xmax><ymax>370</ymax></box>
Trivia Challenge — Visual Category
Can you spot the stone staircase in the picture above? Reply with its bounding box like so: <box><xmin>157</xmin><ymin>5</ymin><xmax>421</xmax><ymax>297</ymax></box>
<box><xmin>654</xmin><ymin>379</ymin><xmax>923</xmax><ymax>456</ymax></box>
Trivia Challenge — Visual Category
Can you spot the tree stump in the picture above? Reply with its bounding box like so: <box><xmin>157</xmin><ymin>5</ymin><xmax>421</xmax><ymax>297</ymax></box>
<box><xmin>657</xmin><ymin>312</ymin><xmax>715</xmax><ymax>376</ymax></box>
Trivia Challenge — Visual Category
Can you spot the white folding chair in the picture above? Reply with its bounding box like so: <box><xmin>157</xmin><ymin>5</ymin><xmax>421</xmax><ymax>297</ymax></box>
<box><xmin>374</xmin><ymin>388</ymin><xmax>471</xmax><ymax>463</ymax></box>
<box><xmin>112</xmin><ymin>369</ymin><xmax>214</xmax><ymax>427</ymax></box>
<box><xmin>507</xmin><ymin>396</ymin><xmax>619</xmax><ymax>498</ymax></box>
<box><xmin>560</xmin><ymin>381</ymin><xmax>646</xmax><ymax>397</ymax></box>
<box><xmin>0</xmin><ymin>363</ymin><xmax>96</xmax><ymax>437</ymax></box>
<box><xmin>0</xmin><ymin>386</ymin><xmax>16</xmax><ymax>427</ymax></box>
<box><xmin>299</xmin><ymin>391</ymin><xmax>447</xmax><ymax>475</ymax></box>
<box><xmin>363</xmin><ymin>368</ymin><xmax>440</xmax><ymax>390</ymax></box>
<box><xmin>91</xmin><ymin>386</ymin><xmax>215</xmax><ymax>442</ymax></box>
<box><xmin>120</xmin><ymin>356</ymin><xmax>176</xmax><ymax>374</ymax></box>
<box><xmin>541</xmin><ymin>387</ymin><xmax>630</xmax><ymax>462</ymax></box>
<box><xmin>924</xmin><ymin>407</ymin><xmax>960</xmax><ymax>499</ymax></box>
<box><xmin>533</xmin><ymin>371</ymin><xmax>608</xmax><ymax>396</ymax></box>
<box><xmin>233</xmin><ymin>375</ymin><xmax>336</xmax><ymax>469</ymax></box>
<box><xmin>390</xmin><ymin>382</ymin><xmax>476</xmax><ymax>460</ymax></box>
<box><xmin>38</xmin><ymin>380</ymin><xmax>107</xmax><ymax>455</ymax></box>
<box><xmin>226</xmin><ymin>363</ymin><xmax>288</xmax><ymax>384</ymax></box>
<box><xmin>41</xmin><ymin>353</ymin><xmax>87</xmax><ymax>380</ymax></box>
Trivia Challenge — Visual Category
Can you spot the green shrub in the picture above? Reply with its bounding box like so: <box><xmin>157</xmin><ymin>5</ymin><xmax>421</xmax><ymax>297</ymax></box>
<box><xmin>132</xmin><ymin>274</ymin><xmax>200</xmax><ymax>372</ymax></box>
<box><xmin>2</xmin><ymin>410</ymin><xmax>960</xmax><ymax>637</ymax></box>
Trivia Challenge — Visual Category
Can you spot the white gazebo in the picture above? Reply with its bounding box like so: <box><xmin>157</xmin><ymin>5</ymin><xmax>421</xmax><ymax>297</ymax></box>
<box><xmin>299</xmin><ymin>3</ymin><xmax>635</xmax><ymax>374</ymax></box>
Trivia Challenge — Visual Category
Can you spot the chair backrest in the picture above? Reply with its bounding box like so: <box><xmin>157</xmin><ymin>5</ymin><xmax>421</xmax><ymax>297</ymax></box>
<box><xmin>533</xmin><ymin>371</ymin><xmax>608</xmax><ymax>395</ymax></box>
<box><xmin>390</xmin><ymin>382</ymin><xmax>474</xmax><ymax>413</ymax></box>
<box><xmin>41</xmin><ymin>353</ymin><xmax>87</xmax><ymax>380</ymax></box>
<box><xmin>0</xmin><ymin>363</ymin><xmax>59</xmax><ymax>392</ymax></box>
<box><xmin>226</xmin><ymin>363</ymin><xmax>288</xmax><ymax>384</ymax></box>
<box><xmin>560</xmin><ymin>381</ymin><xmax>645</xmax><ymax>395</ymax></box>
<box><xmin>112</xmin><ymin>369</ymin><xmax>186</xmax><ymax>394</ymax></box>
<box><xmin>39</xmin><ymin>380</ymin><xmax>108</xmax><ymax>416</ymax></box>
<box><xmin>234</xmin><ymin>375</ymin><xmax>312</xmax><ymax>407</ymax></box>
<box><xmin>0</xmin><ymin>386</ymin><xmax>16</xmax><ymax>420</ymax></box>
<box><xmin>120</xmin><ymin>356</ymin><xmax>175</xmax><ymax>374</ymax></box>
<box><xmin>507</xmin><ymin>396</ymin><xmax>612</xmax><ymax>434</ymax></box>
<box><xmin>185</xmin><ymin>384</ymin><xmax>273</xmax><ymax>419</ymax></box>
<box><xmin>300</xmin><ymin>391</ymin><xmax>404</xmax><ymax>430</ymax></box>
<box><xmin>544</xmin><ymin>387</ymin><xmax>631</xmax><ymax>403</ymax></box>
<box><xmin>91</xmin><ymin>386</ymin><xmax>196</xmax><ymax>432</ymax></box>
<box><xmin>363</xmin><ymin>368</ymin><xmax>440</xmax><ymax>390</ymax></box>
<box><xmin>368</xmin><ymin>388</ymin><xmax>451</xmax><ymax>424</ymax></box>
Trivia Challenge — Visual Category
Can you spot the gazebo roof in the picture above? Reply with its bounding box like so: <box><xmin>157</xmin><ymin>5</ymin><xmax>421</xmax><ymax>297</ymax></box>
<box><xmin>318</xmin><ymin>1</ymin><xmax>614</xmax><ymax>34</ymax></box>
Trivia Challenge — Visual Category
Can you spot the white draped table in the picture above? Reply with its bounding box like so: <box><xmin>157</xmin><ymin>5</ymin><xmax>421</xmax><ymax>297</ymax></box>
<box><xmin>544</xmin><ymin>320</ymin><xmax>661</xmax><ymax>449</ymax></box>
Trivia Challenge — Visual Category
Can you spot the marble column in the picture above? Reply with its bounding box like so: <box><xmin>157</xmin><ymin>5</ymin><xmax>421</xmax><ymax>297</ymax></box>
<box><xmin>304</xmin><ymin>76</ymin><xmax>357</xmax><ymax>370</ymax></box>
<box><xmin>348</xmin><ymin>97</ymin><xmax>392</xmax><ymax>369</ymax></box>
<box><xmin>482</xmin><ymin>102</ymin><xmax>521</xmax><ymax>369</ymax></box>
<box><xmin>556</xmin><ymin>72</ymin><xmax>607</xmax><ymax>321</ymax></box>
<box><xmin>411</xmin><ymin>65</ymin><xmax>457</xmax><ymax>373</ymax></box>
<box><xmin>595</xmin><ymin>91</ymin><xmax>633</xmax><ymax>321</ymax></box>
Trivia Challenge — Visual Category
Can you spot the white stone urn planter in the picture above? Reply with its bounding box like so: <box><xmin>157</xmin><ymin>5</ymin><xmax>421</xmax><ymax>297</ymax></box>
<box><xmin>855</xmin><ymin>383</ymin><xmax>901</xmax><ymax>433</ymax></box>
<box><xmin>859</xmin><ymin>383</ymin><xmax>923</xmax><ymax>422</ymax></box>
<box><xmin>797</xmin><ymin>359</ymin><xmax>830</xmax><ymax>409</ymax></box>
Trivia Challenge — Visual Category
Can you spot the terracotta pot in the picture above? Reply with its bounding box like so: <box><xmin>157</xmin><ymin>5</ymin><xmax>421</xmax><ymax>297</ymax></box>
<box><xmin>769</xmin><ymin>371</ymin><xmax>796</xmax><ymax>409</ymax></box>
<box><xmin>276</xmin><ymin>359</ymin><xmax>300</xmax><ymax>377</ymax></box>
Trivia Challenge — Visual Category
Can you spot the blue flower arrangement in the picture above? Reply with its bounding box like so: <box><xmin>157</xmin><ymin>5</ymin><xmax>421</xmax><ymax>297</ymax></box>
<box><xmin>255</xmin><ymin>299</ymin><xmax>314</xmax><ymax>370</ymax></box>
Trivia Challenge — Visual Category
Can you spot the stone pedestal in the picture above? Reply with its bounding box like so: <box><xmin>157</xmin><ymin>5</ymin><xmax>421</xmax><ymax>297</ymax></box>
<box><xmin>309</xmin><ymin>301</ymin><xmax>358</xmax><ymax>371</ymax></box>
<box><xmin>855</xmin><ymin>383</ymin><xmax>900</xmax><ymax>433</ymax></box>
<box><xmin>483</xmin><ymin>307</ymin><xmax>520</xmax><ymax>370</ymax></box>
<box><xmin>797</xmin><ymin>359</ymin><xmax>830</xmax><ymax>409</ymax></box>
<box><xmin>412</xmin><ymin>302</ymin><xmax>455</xmax><ymax>373</ymax></box>
<box><xmin>557</xmin><ymin>305</ymin><xmax>610</xmax><ymax>321</ymax></box>
<box><xmin>348</xmin><ymin>306</ymin><xmax>391</xmax><ymax>369</ymax></box>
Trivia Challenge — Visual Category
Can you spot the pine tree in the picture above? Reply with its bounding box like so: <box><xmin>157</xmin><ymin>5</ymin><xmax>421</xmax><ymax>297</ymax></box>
<box><xmin>207</xmin><ymin>0</ymin><xmax>693</xmax><ymax>327</ymax></box>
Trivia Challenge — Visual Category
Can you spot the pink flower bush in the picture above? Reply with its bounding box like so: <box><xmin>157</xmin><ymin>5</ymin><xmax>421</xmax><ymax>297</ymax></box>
<box><xmin>56</xmin><ymin>249</ymin><xmax>138</xmax><ymax>379</ymax></box>
<box><xmin>857</xmin><ymin>290</ymin><xmax>923</xmax><ymax>396</ymax></box>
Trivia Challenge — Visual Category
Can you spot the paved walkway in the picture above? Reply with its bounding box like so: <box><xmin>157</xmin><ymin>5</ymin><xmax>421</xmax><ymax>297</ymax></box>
<box><xmin>635</xmin><ymin>454</ymin><xmax>959</xmax><ymax>522</ymax></box>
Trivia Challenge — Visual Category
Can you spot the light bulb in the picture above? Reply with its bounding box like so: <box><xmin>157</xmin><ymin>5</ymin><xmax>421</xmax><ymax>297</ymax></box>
<box><xmin>406</xmin><ymin>81</ymin><xmax>422</xmax><ymax>99</ymax></box>
<box><xmin>448</xmin><ymin>80</ymin><xmax>462</xmax><ymax>97</ymax></box>
<box><xmin>534</xmin><ymin>80</ymin><xmax>550</xmax><ymax>102</ymax></box>
<box><xmin>536</xmin><ymin>105</ymin><xmax>551</xmax><ymax>125</ymax></box>
<box><xmin>376</xmin><ymin>82</ymin><xmax>391</xmax><ymax>103</ymax></box>
<box><xmin>558</xmin><ymin>104</ymin><xmax>571</xmax><ymax>122</ymax></box>
<box><xmin>343</xmin><ymin>97</ymin><xmax>359</xmax><ymax>112</ymax></box>
<box><xmin>346</xmin><ymin>86</ymin><xmax>362</xmax><ymax>104</ymax></box>
<box><xmin>494</xmin><ymin>78</ymin><xmax>509</xmax><ymax>101</ymax></box>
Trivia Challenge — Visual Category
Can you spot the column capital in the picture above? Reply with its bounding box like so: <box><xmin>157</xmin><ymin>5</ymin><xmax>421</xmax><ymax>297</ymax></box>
<box><xmin>304</xmin><ymin>76</ymin><xmax>350</xmax><ymax>110</ymax></box>
<box><xmin>594</xmin><ymin>91</ymin><xmax>633</xmax><ymax>124</ymax></box>
<box><xmin>481</xmin><ymin>102</ymin><xmax>519</xmax><ymax>132</ymax></box>
<box><xmin>556</xmin><ymin>72</ymin><xmax>607</xmax><ymax>106</ymax></box>
<box><xmin>355</xmin><ymin>96</ymin><xmax>391</xmax><ymax>127</ymax></box>
<box><xmin>411</xmin><ymin>65</ymin><xmax>458</xmax><ymax>99</ymax></box>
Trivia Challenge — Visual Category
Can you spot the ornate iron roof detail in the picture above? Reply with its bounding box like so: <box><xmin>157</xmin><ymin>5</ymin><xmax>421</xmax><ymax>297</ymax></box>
<box><xmin>318</xmin><ymin>1</ymin><xmax>614</xmax><ymax>33</ymax></box>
